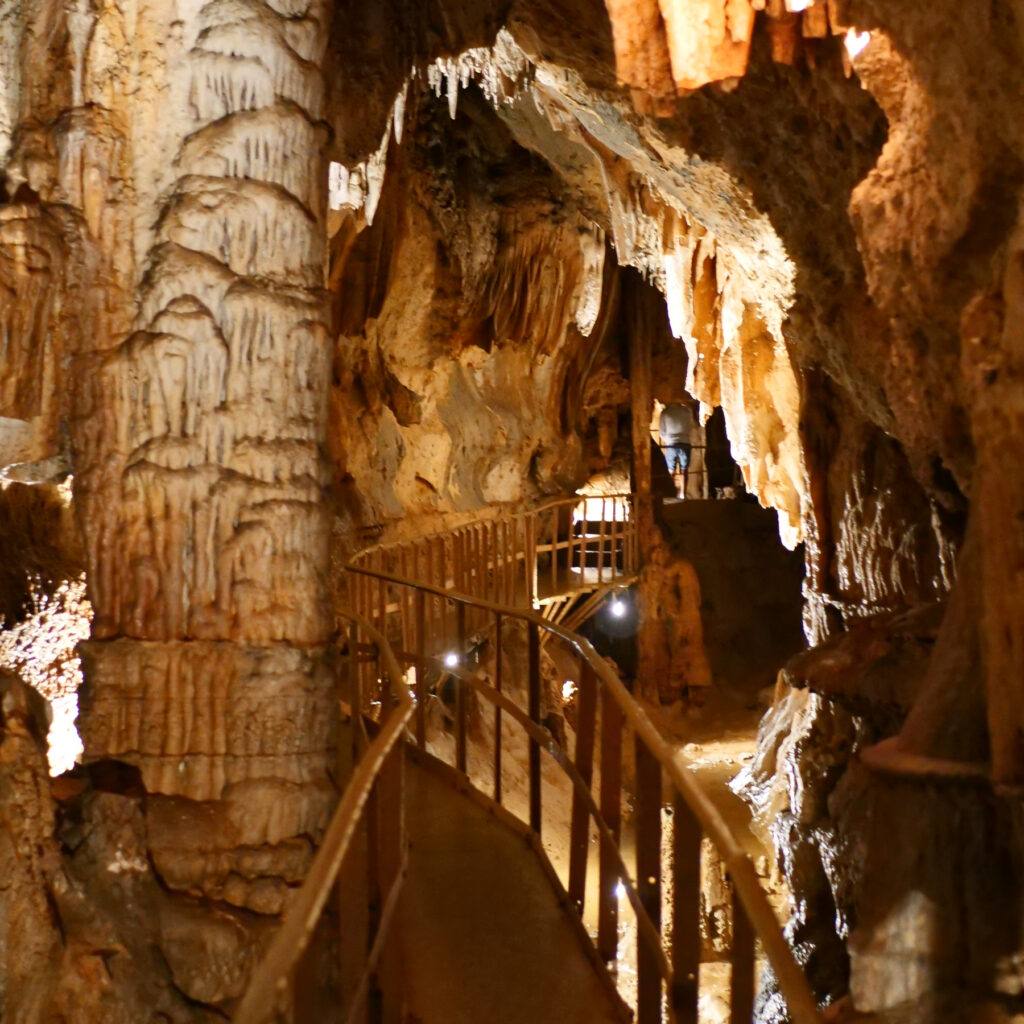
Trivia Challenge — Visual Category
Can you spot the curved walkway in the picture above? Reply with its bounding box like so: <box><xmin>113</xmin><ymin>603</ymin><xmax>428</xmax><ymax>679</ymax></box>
<box><xmin>394</xmin><ymin>754</ymin><xmax>627</xmax><ymax>1024</ymax></box>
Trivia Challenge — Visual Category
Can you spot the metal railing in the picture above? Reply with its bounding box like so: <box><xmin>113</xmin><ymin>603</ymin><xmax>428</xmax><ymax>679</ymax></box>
<box><xmin>233</xmin><ymin>612</ymin><xmax>412</xmax><ymax>1024</ymax></box>
<box><xmin>349</xmin><ymin>493</ymin><xmax>638</xmax><ymax>614</ymax></box>
<box><xmin>346</xmin><ymin>565</ymin><xmax>823</xmax><ymax>1024</ymax></box>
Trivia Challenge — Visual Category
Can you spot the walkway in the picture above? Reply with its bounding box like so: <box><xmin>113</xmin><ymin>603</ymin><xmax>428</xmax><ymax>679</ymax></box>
<box><xmin>350</xmin><ymin>493</ymin><xmax>638</xmax><ymax>632</ymax></box>
<box><xmin>394</xmin><ymin>754</ymin><xmax>626</xmax><ymax>1024</ymax></box>
<box><xmin>234</xmin><ymin>521</ymin><xmax>824</xmax><ymax>1024</ymax></box>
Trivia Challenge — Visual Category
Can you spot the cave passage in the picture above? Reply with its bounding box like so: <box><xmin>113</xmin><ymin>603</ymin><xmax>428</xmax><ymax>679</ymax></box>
<box><xmin>3</xmin><ymin>2</ymin><xmax>1024</xmax><ymax>1022</ymax></box>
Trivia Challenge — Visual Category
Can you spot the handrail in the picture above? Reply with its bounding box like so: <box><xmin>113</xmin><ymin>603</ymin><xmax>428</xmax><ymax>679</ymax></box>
<box><xmin>351</xmin><ymin>491</ymin><xmax>635</xmax><ymax>563</ymax></box>
<box><xmin>440</xmin><ymin>657</ymin><xmax>672</xmax><ymax>983</ymax></box>
<box><xmin>232</xmin><ymin>610</ymin><xmax>414</xmax><ymax>1024</ymax></box>
<box><xmin>347</xmin><ymin>563</ymin><xmax>823</xmax><ymax>1024</ymax></box>
<box><xmin>350</xmin><ymin>493</ymin><xmax>638</xmax><ymax>614</ymax></box>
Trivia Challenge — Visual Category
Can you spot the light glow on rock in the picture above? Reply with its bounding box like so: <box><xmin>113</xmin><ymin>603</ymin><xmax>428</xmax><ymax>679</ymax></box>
<box><xmin>0</xmin><ymin>573</ymin><xmax>92</xmax><ymax>776</ymax></box>
<box><xmin>845</xmin><ymin>29</ymin><xmax>871</xmax><ymax>59</ymax></box>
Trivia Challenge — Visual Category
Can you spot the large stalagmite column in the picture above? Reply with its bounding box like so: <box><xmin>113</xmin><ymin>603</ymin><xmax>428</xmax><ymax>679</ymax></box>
<box><xmin>72</xmin><ymin>0</ymin><xmax>336</xmax><ymax>882</ymax></box>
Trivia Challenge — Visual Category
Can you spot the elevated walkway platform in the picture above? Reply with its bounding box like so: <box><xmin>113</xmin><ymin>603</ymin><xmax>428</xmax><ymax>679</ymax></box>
<box><xmin>393</xmin><ymin>753</ymin><xmax>626</xmax><ymax>1024</ymax></box>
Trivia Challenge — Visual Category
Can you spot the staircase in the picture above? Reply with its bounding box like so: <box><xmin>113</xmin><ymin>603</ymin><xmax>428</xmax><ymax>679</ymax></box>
<box><xmin>232</xmin><ymin>499</ymin><xmax>823</xmax><ymax>1024</ymax></box>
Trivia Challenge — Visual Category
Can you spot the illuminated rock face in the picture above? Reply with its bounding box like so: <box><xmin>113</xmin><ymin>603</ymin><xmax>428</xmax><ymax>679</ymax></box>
<box><xmin>2</xmin><ymin>0</ymin><xmax>336</xmax><ymax>955</ymax></box>
<box><xmin>2</xmin><ymin>0</ymin><xmax>1024</xmax><ymax>1018</ymax></box>
<box><xmin>70</xmin><ymin>0</ymin><xmax>335</xmax><ymax>895</ymax></box>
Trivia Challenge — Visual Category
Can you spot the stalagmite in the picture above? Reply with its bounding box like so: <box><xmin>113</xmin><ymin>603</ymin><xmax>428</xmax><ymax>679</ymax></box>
<box><xmin>41</xmin><ymin>0</ymin><xmax>340</xmax><ymax>917</ymax></box>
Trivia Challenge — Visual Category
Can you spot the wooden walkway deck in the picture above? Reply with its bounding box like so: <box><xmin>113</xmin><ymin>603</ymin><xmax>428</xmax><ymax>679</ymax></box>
<box><xmin>391</xmin><ymin>755</ymin><xmax>626</xmax><ymax>1024</ymax></box>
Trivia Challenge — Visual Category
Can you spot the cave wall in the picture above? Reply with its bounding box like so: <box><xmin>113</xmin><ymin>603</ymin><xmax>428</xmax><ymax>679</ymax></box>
<box><xmin>319</xmin><ymin>2</ymin><xmax>1024</xmax><ymax>1019</ymax></box>
<box><xmin>328</xmin><ymin>90</ymin><xmax>606</xmax><ymax>539</ymax></box>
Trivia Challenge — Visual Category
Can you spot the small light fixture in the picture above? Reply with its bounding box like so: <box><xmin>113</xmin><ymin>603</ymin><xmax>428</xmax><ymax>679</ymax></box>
<box><xmin>444</xmin><ymin>652</ymin><xmax>459</xmax><ymax>668</ymax></box>
<box><xmin>614</xmin><ymin>882</ymin><xmax>626</xmax><ymax>901</ymax></box>
<box><xmin>609</xmin><ymin>597</ymin><xmax>627</xmax><ymax>619</ymax></box>
<box><xmin>562</xmin><ymin>680</ymin><xmax>577</xmax><ymax>701</ymax></box>
<box><xmin>844</xmin><ymin>28</ymin><xmax>870</xmax><ymax>59</ymax></box>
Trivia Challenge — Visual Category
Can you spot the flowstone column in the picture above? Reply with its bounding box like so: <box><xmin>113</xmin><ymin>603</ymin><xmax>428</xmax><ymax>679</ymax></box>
<box><xmin>73</xmin><ymin>0</ymin><xmax>336</xmax><ymax>907</ymax></box>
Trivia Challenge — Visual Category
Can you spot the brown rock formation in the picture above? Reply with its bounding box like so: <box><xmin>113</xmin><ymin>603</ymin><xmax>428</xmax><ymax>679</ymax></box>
<box><xmin>2</xmin><ymin>0</ymin><xmax>1024</xmax><ymax>1019</ymax></box>
<box><xmin>638</xmin><ymin>540</ymin><xmax>712</xmax><ymax>703</ymax></box>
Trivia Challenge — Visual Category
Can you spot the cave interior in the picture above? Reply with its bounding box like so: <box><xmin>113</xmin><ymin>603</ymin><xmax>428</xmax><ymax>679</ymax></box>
<box><xmin>1</xmin><ymin>1</ymin><xmax>1023</xmax><ymax>1022</ymax></box>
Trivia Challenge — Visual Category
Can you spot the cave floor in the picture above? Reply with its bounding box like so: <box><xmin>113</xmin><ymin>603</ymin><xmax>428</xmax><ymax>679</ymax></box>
<box><xmin>651</xmin><ymin>697</ymin><xmax>785</xmax><ymax>1024</ymax></box>
<box><xmin>390</xmin><ymin>752</ymin><xmax>627</xmax><ymax>1024</ymax></box>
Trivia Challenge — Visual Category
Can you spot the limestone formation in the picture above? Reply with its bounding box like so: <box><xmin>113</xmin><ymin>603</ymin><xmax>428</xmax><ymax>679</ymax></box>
<box><xmin>637</xmin><ymin>540</ymin><xmax>712</xmax><ymax>703</ymax></box>
<box><xmin>1</xmin><ymin>0</ymin><xmax>1024</xmax><ymax>1020</ymax></box>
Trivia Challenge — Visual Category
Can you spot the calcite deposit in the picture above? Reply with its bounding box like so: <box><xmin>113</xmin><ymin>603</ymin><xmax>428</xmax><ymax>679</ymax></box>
<box><xmin>1</xmin><ymin>0</ymin><xmax>1023</xmax><ymax>1020</ymax></box>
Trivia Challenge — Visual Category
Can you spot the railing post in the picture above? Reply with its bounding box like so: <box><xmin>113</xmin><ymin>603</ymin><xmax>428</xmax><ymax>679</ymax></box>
<box><xmin>456</xmin><ymin>602</ymin><xmax>467</xmax><ymax>775</ymax></box>
<box><xmin>476</xmin><ymin>524</ymin><xmax>486</xmax><ymax>629</ymax></box>
<box><xmin>598</xmin><ymin>498</ymin><xmax>607</xmax><ymax>583</ymax></box>
<box><xmin>365</xmin><ymin>758</ymin><xmax>382</xmax><ymax>1023</ymax></box>
<box><xmin>730</xmin><ymin>883</ymin><xmax>756</xmax><ymax>1024</ymax></box>
<box><xmin>509</xmin><ymin>519</ymin><xmax>516</xmax><ymax>605</ymax></box>
<box><xmin>672</xmin><ymin>795</ymin><xmax>701</xmax><ymax>1023</ymax></box>
<box><xmin>379</xmin><ymin>619</ymin><xmax>390</xmax><ymax>714</ymax></box>
<box><xmin>528</xmin><ymin>515</ymin><xmax>538</xmax><ymax>607</ymax></box>
<box><xmin>474</xmin><ymin>523</ymin><xmax>483</xmax><ymax>600</ymax></box>
<box><xmin>528</xmin><ymin>619</ymin><xmax>542</xmax><ymax>835</ymax></box>
<box><xmin>454</xmin><ymin>529</ymin><xmax>462</xmax><ymax>593</ymax></box>
<box><xmin>415</xmin><ymin>590</ymin><xmax>426</xmax><ymax>749</ymax></box>
<box><xmin>613</xmin><ymin>497</ymin><xmax>621</xmax><ymax>575</ymax></box>
<box><xmin>517</xmin><ymin>517</ymin><xmax>523</xmax><ymax>605</ymax></box>
<box><xmin>433</xmin><ymin>538</ymin><xmax>443</xmax><ymax>641</ymax></box>
<box><xmin>398</xmin><ymin>545</ymin><xmax>409</xmax><ymax>654</ymax></box>
<box><xmin>494</xmin><ymin>611</ymin><xmax>503</xmax><ymax>804</ymax></box>
<box><xmin>374</xmin><ymin>739</ymin><xmax>405</xmax><ymax>1023</ymax></box>
<box><xmin>568</xmin><ymin>660</ymin><xmax>597</xmax><ymax>914</ymax></box>
<box><xmin>520</xmin><ymin>516</ymin><xmax>527</xmax><ymax>604</ymax></box>
<box><xmin>568</xmin><ymin>499</ymin><xmax>576</xmax><ymax>575</ymax></box>
<box><xmin>626</xmin><ymin>495</ymin><xmax>634</xmax><ymax>577</ymax></box>
<box><xmin>348</xmin><ymin>621</ymin><xmax>362</xmax><ymax>763</ymax></box>
<box><xmin>499</xmin><ymin>519</ymin><xmax>507</xmax><ymax>604</ymax></box>
<box><xmin>607</xmin><ymin>499</ymin><xmax>616</xmax><ymax>578</ymax></box>
<box><xmin>462</xmin><ymin>527</ymin><xmax>470</xmax><ymax>594</ymax></box>
<box><xmin>636</xmin><ymin>737</ymin><xmax>663</xmax><ymax>1024</ymax></box>
<box><xmin>598</xmin><ymin>692</ymin><xmax>622</xmax><ymax>964</ymax></box>
<box><xmin>550</xmin><ymin>509</ymin><xmax>558</xmax><ymax>598</ymax></box>
<box><xmin>444</xmin><ymin>542</ymin><xmax>453</xmax><ymax>646</ymax></box>
<box><xmin>583</xmin><ymin>501</ymin><xmax>592</xmax><ymax>574</ymax></box>
<box><xmin>487</xmin><ymin>520</ymin><xmax>497</xmax><ymax>602</ymax></box>
<box><xmin>471</xmin><ymin>525</ymin><xmax>478</xmax><ymax>598</ymax></box>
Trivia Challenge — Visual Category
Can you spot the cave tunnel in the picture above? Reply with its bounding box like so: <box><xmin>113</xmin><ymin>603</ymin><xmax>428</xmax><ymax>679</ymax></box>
<box><xmin>0</xmin><ymin>2</ymin><xmax>1022</xmax><ymax>1023</ymax></box>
